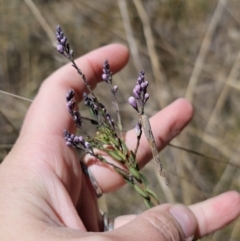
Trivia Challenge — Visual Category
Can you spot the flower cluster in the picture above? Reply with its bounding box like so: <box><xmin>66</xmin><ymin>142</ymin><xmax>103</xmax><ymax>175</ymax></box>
<box><xmin>128</xmin><ymin>71</ymin><xmax>149</xmax><ymax>113</ymax></box>
<box><xmin>56</xmin><ymin>25</ymin><xmax>160</xmax><ymax>208</ymax></box>
<box><xmin>83</xmin><ymin>92</ymin><xmax>115</xmax><ymax>129</ymax></box>
<box><xmin>63</xmin><ymin>130</ymin><xmax>92</xmax><ymax>153</ymax></box>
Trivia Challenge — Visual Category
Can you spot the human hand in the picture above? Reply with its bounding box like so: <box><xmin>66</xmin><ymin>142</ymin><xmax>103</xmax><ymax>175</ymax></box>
<box><xmin>0</xmin><ymin>44</ymin><xmax>239</xmax><ymax>240</ymax></box>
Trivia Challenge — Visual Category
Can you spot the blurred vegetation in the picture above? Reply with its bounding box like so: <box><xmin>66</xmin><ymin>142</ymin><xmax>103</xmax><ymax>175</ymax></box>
<box><xmin>0</xmin><ymin>0</ymin><xmax>240</xmax><ymax>240</ymax></box>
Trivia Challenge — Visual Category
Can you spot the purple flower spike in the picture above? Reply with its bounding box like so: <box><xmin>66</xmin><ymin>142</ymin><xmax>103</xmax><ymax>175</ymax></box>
<box><xmin>102</xmin><ymin>59</ymin><xmax>112</xmax><ymax>83</ymax></box>
<box><xmin>131</xmin><ymin>70</ymin><xmax>150</xmax><ymax>111</ymax></box>
<box><xmin>56</xmin><ymin>25</ymin><xmax>72</xmax><ymax>57</ymax></box>
<box><xmin>128</xmin><ymin>96</ymin><xmax>138</xmax><ymax>111</ymax></box>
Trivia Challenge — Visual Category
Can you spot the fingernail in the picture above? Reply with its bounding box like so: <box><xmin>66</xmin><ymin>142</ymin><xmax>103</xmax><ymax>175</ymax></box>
<box><xmin>169</xmin><ymin>205</ymin><xmax>194</xmax><ymax>238</ymax></box>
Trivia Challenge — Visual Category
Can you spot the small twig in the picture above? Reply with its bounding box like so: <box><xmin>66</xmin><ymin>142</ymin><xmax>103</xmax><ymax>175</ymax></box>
<box><xmin>185</xmin><ymin>0</ymin><xmax>228</xmax><ymax>101</ymax></box>
<box><xmin>201</xmin><ymin>48</ymin><xmax>240</xmax><ymax>141</ymax></box>
<box><xmin>70</xmin><ymin>59</ymin><xmax>96</xmax><ymax>98</ymax></box>
<box><xmin>168</xmin><ymin>143</ymin><xmax>240</xmax><ymax>168</ymax></box>
<box><xmin>133</xmin><ymin>0</ymin><xmax>171</xmax><ymax>108</ymax></box>
<box><xmin>24</xmin><ymin>0</ymin><xmax>56</xmax><ymax>46</ymax></box>
<box><xmin>112</xmin><ymin>95</ymin><xmax>123</xmax><ymax>139</ymax></box>
<box><xmin>189</xmin><ymin>127</ymin><xmax>234</xmax><ymax>159</ymax></box>
<box><xmin>118</xmin><ymin>0</ymin><xmax>142</xmax><ymax>71</ymax></box>
<box><xmin>140</xmin><ymin>114</ymin><xmax>168</xmax><ymax>185</ymax></box>
<box><xmin>0</xmin><ymin>90</ymin><xmax>32</xmax><ymax>102</ymax></box>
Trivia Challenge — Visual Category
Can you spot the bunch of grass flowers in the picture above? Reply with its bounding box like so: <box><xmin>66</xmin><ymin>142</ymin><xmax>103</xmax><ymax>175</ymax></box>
<box><xmin>56</xmin><ymin>25</ymin><xmax>162</xmax><ymax>208</ymax></box>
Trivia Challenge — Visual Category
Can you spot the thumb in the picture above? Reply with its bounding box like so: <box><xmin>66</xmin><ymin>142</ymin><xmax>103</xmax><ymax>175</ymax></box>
<box><xmin>109</xmin><ymin>204</ymin><xmax>196</xmax><ymax>241</ymax></box>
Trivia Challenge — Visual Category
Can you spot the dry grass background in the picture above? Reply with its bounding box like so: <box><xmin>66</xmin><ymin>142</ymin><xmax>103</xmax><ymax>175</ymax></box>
<box><xmin>0</xmin><ymin>0</ymin><xmax>240</xmax><ymax>240</ymax></box>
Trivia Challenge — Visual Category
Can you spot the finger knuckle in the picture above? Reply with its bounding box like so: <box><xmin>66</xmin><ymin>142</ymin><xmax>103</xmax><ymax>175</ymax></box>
<box><xmin>141</xmin><ymin>212</ymin><xmax>183</xmax><ymax>241</ymax></box>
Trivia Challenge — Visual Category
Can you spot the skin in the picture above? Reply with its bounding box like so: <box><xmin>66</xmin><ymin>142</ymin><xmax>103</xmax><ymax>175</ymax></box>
<box><xmin>0</xmin><ymin>44</ymin><xmax>239</xmax><ymax>241</ymax></box>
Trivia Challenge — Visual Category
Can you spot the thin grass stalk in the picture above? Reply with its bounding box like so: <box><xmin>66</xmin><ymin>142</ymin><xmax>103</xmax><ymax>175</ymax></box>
<box><xmin>133</xmin><ymin>0</ymin><xmax>171</xmax><ymax>108</ymax></box>
<box><xmin>24</xmin><ymin>0</ymin><xmax>56</xmax><ymax>46</ymax></box>
<box><xmin>185</xmin><ymin>0</ymin><xmax>229</xmax><ymax>101</ymax></box>
<box><xmin>118</xmin><ymin>0</ymin><xmax>142</xmax><ymax>72</ymax></box>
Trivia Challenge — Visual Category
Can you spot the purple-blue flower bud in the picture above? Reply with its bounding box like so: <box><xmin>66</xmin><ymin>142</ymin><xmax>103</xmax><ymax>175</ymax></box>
<box><xmin>102</xmin><ymin>73</ymin><xmax>108</xmax><ymax>81</ymax></box>
<box><xmin>66</xmin><ymin>141</ymin><xmax>72</xmax><ymax>146</ymax></box>
<box><xmin>112</xmin><ymin>85</ymin><xmax>118</xmax><ymax>94</ymax></box>
<box><xmin>83</xmin><ymin>92</ymin><xmax>88</xmax><ymax>99</ymax></box>
<box><xmin>56</xmin><ymin>25</ymin><xmax>62</xmax><ymax>32</ymax></box>
<box><xmin>57</xmin><ymin>44</ymin><xmax>64</xmax><ymax>54</ymax></box>
<box><xmin>85</xmin><ymin>142</ymin><xmax>91</xmax><ymax>149</ymax></box>
<box><xmin>128</xmin><ymin>96</ymin><xmax>138</xmax><ymax>111</ymax></box>
<box><xmin>74</xmin><ymin>136</ymin><xmax>79</xmax><ymax>143</ymax></box>
<box><xmin>141</xmin><ymin>82</ymin><xmax>147</xmax><ymax>89</ymax></box>
<box><xmin>135</xmin><ymin>84</ymin><xmax>141</xmax><ymax>93</ymax></box>
<box><xmin>135</xmin><ymin>122</ymin><xmax>142</xmax><ymax>136</ymax></box>
<box><xmin>60</xmin><ymin>37</ymin><xmax>67</xmax><ymax>46</ymax></box>
<box><xmin>133</xmin><ymin>88</ymin><xmax>140</xmax><ymax>99</ymax></box>
<box><xmin>79</xmin><ymin>136</ymin><xmax>84</xmax><ymax>144</ymax></box>
<box><xmin>137</xmin><ymin>77</ymin><xmax>142</xmax><ymax>84</ymax></box>
<box><xmin>144</xmin><ymin>93</ymin><xmax>150</xmax><ymax>102</ymax></box>
<box><xmin>106</xmin><ymin>113</ymin><xmax>111</xmax><ymax>121</ymax></box>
